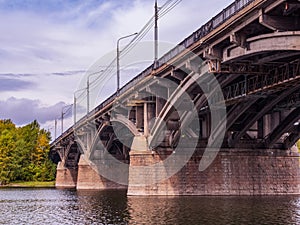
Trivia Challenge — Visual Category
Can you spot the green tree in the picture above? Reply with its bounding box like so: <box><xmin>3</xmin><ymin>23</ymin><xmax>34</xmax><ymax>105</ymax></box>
<box><xmin>0</xmin><ymin>120</ymin><xmax>18</xmax><ymax>184</ymax></box>
<box><xmin>0</xmin><ymin>120</ymin><xmax>56</xmax><ymax>184</ymax></box>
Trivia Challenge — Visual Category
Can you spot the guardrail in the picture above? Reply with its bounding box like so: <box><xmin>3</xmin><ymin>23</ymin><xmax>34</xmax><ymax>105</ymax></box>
<box><xmin>155</xmin><ymin>0</ymin><xmax>255</xmax><ymax>68</ymax></box>
<box><xmin>51</xmin><ymin>0</ymin><xmax>257</xmax><ymax>147</ymax></box>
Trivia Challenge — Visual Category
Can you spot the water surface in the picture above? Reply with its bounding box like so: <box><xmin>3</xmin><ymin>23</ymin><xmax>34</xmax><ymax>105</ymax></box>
<box><xmin>0</xmin><ymin>188</ymin><xmax>300</xmax><ymax>224</ymax></box>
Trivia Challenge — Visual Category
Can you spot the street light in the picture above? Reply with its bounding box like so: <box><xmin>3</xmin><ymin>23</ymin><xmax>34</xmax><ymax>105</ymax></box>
<box><xmin>117</xmin><ymin>32</ymin><xmax>138</xmax><ymax>95</ymax></box>
<box><xmin>54</xmin><ymin>119</ymin><xmax>57</xmax><ymax>139</ymax></box>
<box><xmin>61</xmin><ymin>104</ymin><xmax>73</xmax><ymax>135</ymax></box>
<box><xmin>87</xmin><ymin>70</ymin><xmax>104</xmax><ymax>114</ymax></box>
<box><xmin>73</xmin><ymin>88</ymin><xmax>87</xmax><ymax>124</ymax></box>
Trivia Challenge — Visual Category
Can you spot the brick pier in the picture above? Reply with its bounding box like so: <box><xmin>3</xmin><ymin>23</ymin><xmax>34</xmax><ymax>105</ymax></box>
<box><xmin>128</xmin><ymin>147</ymin><xmax>300</xmax><ymax>195</ymax></box>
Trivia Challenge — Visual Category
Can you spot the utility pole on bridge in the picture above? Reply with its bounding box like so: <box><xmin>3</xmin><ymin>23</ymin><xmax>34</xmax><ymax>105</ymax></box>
<box><xmin>154</xmin><ymin>0</ymin><xmax>159</xmax><ymax>67</ymax></box>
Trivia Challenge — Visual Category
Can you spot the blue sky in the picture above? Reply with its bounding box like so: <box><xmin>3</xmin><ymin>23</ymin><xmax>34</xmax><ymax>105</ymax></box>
<box><xmin>0</xmin><ymin>0</ymin><xmax>233</xmax><ymax>138</ymax></box>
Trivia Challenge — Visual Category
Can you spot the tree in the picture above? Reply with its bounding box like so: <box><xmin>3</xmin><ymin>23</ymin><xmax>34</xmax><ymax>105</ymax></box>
<box><xmin>0</xmin><ymin>120</ymin><xmax>56</xmax><ymax>184</ymax></box>
<box><xmin>0</xmin><ymin>120</ymin><xmax>18</xmax><ymax>184</ymax></box>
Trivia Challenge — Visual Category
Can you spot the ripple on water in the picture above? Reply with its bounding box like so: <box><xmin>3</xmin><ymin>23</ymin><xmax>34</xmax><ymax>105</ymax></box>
<box><xmin>0</xmin><ymin>189</ymin><xmax>300</xmax><ymax>224</ymax></box>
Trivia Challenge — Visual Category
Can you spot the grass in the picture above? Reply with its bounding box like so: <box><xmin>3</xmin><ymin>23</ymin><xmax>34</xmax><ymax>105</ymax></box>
<box><xmin>4</xmin><ymin>181</ymin><xmax>55</xmax><ymax>188</ymax></box>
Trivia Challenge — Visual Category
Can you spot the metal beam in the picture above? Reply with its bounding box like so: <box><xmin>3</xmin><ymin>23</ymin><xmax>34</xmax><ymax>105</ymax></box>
<box><xmin>264</xmin><ymin>107</ymin><xmax>300</xmax><ymax>148</ymax></box>
<box><xmin>231</xmin><ymin>86</ymin><xmax>300</xmax><ymax>147</ymax></box>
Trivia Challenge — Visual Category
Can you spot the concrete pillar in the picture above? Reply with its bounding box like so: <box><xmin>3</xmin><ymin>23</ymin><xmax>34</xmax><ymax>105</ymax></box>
<box><xmin>148</xmin><ymin>103</ymin><xmax>156</xmax><ymax>130</ymax></box>
<box><xmin>136</xmin><ymin>106</ymin><xmax>144</xmax><ymax>130</ymax></box>
<box><xmin>87</xmin><ymin>132</ymin><xmax>91</xmax><ymax>150</ymax></box>
<box><xmin>258</xmin><ymin>118</ymin><xmax>264</xmax><ymax>139</ymax></box>
<box><xmin>156</xmin><ymin>97</ymin><xmax>165</xmax><ymax>117</ymax></box>
<box><xmin>144</xmin><ymin>102</ymin><xmax>149</xmax><ymax>137</ymax></box>
<box><xmin>271</xmin><ymin>112</ymin><xmax>280</xmax><ymax>131</ymax></box>
<box><xmin>76</xmin><ymin>155</ymin><xmax>128</xmax><ymax>190</ymax></box>
<box><xmin>201</xmin><ymin>117</ymin><xmax>208</xmax><ymax>138</ymax></box>
<box><xmin>129</xmin><ymin>109</ymin><xmax>136</xmax><ymax>123</ymax></box>
<box><xmin>263</xmin><ymin>114</ymin><xmax>271</xmax><ymax>137</ymax></box>
<box><xmin>55</xmin><ymin>161</ymin><xmax>78</xmax><ymax>188</ymax></box>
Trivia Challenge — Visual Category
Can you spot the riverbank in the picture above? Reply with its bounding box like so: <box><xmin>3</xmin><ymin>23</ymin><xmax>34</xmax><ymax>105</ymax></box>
<box><xmin>1</xmin><ymin>181</ymin><xmax>55</xmax><ymax>188</ymax></box>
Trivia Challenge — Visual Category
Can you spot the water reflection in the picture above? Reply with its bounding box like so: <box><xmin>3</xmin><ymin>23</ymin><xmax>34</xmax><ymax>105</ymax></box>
<box><xmin>0</xmin><ymin>188</ymin><xmax>300</xmax><ymax>224</ymax></box>
<box><xmin>76</xmin><ymin>190</ymin><xmax>129</xmax><ymax>224</ymax></box>
<box><xmin>127</xmin><ymin>195</ymin><xmax>300</xmax><ymax>225</ymax></box>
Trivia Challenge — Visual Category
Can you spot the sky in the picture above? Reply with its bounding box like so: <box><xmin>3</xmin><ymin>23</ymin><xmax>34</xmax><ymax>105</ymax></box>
<box><xmin>0</xmin><ymin>0</ymin><xmax>233</xmax><ymax>139</ymax></box>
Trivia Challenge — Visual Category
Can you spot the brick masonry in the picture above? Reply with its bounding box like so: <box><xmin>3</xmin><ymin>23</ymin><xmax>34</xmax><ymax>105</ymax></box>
<box><xmin>55</xmin><ymin>162</ymin><xmax>78</xmax><ymax>188</ymax></box>
<box><xmin>127</xmin><ymin>147</ymin><xmax>300</xmax><ymax>195</ymax></box>
<box><xmin>76</xmin><ymin>155</ymin><xmax>127</xmax><ymax>190</ymax></box>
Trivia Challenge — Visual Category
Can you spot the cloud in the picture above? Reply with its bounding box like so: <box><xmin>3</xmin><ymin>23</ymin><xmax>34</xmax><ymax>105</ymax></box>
<box><xmin>0</xmin><ymin>76</ymin><xmax>34</xmax><ymax>92</ymax></box>
<box><xmin>0</xmin><ymin>97</ymin><xmax>72</xmax><ymax>125</ymax></box>
<box><xmin>51</xmin><ymin>70</ymin><xmax>86</xmax><ymax>76</ymax></box>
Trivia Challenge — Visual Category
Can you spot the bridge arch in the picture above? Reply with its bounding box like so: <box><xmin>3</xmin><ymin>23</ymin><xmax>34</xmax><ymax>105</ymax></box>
<box><xmin>89</xmin><ymin>118</ymin><xmax>136</xmax><ymax>162</ymax></box>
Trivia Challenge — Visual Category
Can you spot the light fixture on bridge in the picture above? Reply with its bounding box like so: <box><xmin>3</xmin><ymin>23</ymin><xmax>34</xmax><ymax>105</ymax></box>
<box><xmin>61</xmin><ymin>104</ymin><xmax>73</xmax><ymax>135</ymax></box>
<box><xmin>87</xmin><ymin>70</ymin><xmax>104</xmax><ymax>114</ymax></box>
<box><xmin>117</xmin><ymin>32</ymin><xmax>138</xmax><ymax>96</ymax></box>
<box><xmin>73</xmin><ymin>88</ymin><xmax>87</xmax><ymax>125</ymax></box>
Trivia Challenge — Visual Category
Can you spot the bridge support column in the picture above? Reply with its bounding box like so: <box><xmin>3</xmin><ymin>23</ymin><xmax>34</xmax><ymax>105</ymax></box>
<box><xmin>55</xmin><ymin>161</ymin><xmax>78</xmax><ymax>188</ymax></box>
<box><xmin>76</xmin><ymin>155</ymin><xmax>127</xmax><ymax>190</ymax></box>
<box><xmin>128</xmin><ymin>147</ymin><xmax>300</xmax><ymax>196</ymax></box>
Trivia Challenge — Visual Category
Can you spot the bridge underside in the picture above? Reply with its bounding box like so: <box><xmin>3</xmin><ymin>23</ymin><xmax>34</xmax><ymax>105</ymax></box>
<box><xmin>50</xmin><ymin>0</ymin><xmax>300</xmax><ymax>195</ymax></box>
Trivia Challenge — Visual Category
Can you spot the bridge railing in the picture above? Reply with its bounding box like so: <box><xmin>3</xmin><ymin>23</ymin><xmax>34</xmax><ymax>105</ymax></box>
<box><xmin>156</xmin><ymin>0</ymin><xmax>256</xmax><ymax>69</ymax></box>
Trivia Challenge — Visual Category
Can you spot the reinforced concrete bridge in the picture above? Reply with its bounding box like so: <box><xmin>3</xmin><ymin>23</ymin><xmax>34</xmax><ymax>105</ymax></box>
<box><xmin>50</xmin><ymin>0</ymin><xmax>300</xmax><ymax>195</ymax></box>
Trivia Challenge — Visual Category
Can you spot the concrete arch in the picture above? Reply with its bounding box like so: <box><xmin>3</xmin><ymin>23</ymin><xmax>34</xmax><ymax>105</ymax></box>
<box><xmin>64</xmin><ymin>142</ymin><xmax>74</xmax><ymax>161</ymax></box>
<box><xmin>110</xmin><ymin>114</ymin><xmax>139</xmax><ymax>136</ymax></box>
<box><xmin>168</xmin><ymin>74</ymin><xmax>236</xmax><ymax>146</ymax></box>
<box><xmin>90</xmin><ymin>117</ymin><xmax>137</xmax><ymax>155</ymax></box>
<box><xmin>149</xmin><ymin>71</ymin><xmax>196</xmax><ymax>146</ymax></box>
<box><xmin>90</xmin><ymin>122</ymin><xmax>111</xmax><ymax>153</ymax></box>
<box><xmin>150</xmin><ymin>67</ymin><xmax>235</xmax><ymax>147</ymax></box>
<box><xmin>74</xmin><ymin>137</ymin><xmax>86</xmax><ymax>154</ymax></box>
<box><xmin>60</xmin><ymin>141</ymin><xmax>81</xmax><ymax>168</ymax></box>
<box><xmin>56</xmin><ymin>147</ymin><xmax>64</xmax><ymax>164</ymax></box>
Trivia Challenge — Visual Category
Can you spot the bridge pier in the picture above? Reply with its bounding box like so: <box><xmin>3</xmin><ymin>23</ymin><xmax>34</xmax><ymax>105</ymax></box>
<box><xmin>76</xmin><ymin>155</ymin><xmax>127</xmax><ymax>190</ymax></box>
<box><xmin>55</xmin><ymin>162</ymin><xmax>78</xmax><ymax>189</ymax></box>
<box><xmin>128</xmin><ymin>147</ymin><xmax>300</xmax><ymax>196</ymax></box>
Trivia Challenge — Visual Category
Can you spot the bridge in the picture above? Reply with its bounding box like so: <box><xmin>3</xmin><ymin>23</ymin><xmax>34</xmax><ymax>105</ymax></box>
<box><xmin>50</xmin><ymin>0</ymin><xmax>300</xmax><ymax>195</ymax></box>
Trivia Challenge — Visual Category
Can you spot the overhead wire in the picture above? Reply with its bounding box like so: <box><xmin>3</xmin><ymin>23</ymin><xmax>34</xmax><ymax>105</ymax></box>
<box><xmin>121</xmin><ymin>0</ymin><xmax>181</xmax><ymax>57</ymax></box>
<box><xmin>88</xmin><ymin>0</ymin><xmax>182</xmax><ymax>92</ymax></box>
<box><xmin>63</xmin><ymin>104</ymin><xmax>73</xmax><ymax>117</ymax></box>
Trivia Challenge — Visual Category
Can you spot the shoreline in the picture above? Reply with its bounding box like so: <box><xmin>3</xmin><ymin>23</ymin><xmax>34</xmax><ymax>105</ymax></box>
<box><xmin>0</xmin><ymin>181</ymin><xmax>55</xmax><ymax>188</ymax></box>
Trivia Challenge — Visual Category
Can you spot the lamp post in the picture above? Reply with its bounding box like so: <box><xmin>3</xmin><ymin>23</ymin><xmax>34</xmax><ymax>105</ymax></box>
<box><xmin>87</xmin><ymin>70</ymin><xmax>104</xmax><ymax>114</ymax></box>
<box><xmin>154</xmin><ymin>0</ymin><xmax>158</xmax><ymax>65</ymax></box>
<box><xmin>54</xmin><ymin>119</ymin><xmax>57</xmax><ymax>139</ymax></box>
<box><xmin>117</xmin><ymin>32</ymin><xmax>138</xmax><ymax>95</ymax></box>
<box><xmin>73</xmin><ymin>88</ymin><xmax>87</xmax><ymax>124</ymax></box>
<box><xmin>61</xmin><ymin>104</ymin><xmax>73</xmax><ymax>135</ymax></box>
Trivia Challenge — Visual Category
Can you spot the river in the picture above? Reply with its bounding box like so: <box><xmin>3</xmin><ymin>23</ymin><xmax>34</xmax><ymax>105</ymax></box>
<box><xmin>0</xmin><ymin>188</ymin><xmax>300</xmax><ymax>224</ymax></box>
